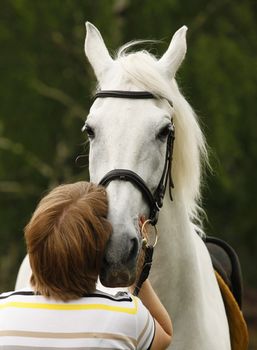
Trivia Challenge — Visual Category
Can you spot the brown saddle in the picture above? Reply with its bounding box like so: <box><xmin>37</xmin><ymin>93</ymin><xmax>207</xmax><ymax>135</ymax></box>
<box><xmin>205</xmin><ymin>236</ymin><xmax>243</xmax><ymax>309</ymax></box>
<box><xmin>205</xmin><ymin>236</ymin><xmax>249</xmax><ymax>350</ymax></box>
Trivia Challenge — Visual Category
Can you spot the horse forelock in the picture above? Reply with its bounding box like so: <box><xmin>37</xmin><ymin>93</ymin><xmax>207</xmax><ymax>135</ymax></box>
<box><xmin>97</xmin><ymin>42</ymin><xmax>209</xmax><ymax>234</ymax></box>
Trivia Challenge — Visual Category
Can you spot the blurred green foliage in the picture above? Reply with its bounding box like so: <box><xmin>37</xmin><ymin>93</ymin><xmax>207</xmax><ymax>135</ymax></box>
<box><xmin>0</xmin><ymin>0</ymin><xmax>256</xmax><ymax>295</ymax></box>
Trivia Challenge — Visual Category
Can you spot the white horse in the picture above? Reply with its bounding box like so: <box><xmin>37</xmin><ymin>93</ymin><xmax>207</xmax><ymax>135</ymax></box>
<box><xmin>16</xmin><ymin>23</ymin><xmax>231</xmax><ymax>349</ymax></box>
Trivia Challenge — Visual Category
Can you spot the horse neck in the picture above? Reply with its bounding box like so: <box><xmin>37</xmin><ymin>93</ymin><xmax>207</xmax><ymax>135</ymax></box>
<box><xmin>150</xmin><ymin>190</ymin><xmax>230</xmax><ymax>349</ymax></box>
<box><xmin>151</xmin><ymin>192</ymin><xmax>203</xmax><ymax>295</ymax></box>
<box><xmin>150</xmin><ymin>190</ymin><xmax>215</xmax><ymax>314</ymax></box>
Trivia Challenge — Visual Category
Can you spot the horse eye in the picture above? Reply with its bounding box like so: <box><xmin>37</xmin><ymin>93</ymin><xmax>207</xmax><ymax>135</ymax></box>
<box><xmin>85</xmin><ymin>123</ymin><xmax>95</xmax><ymax>139</ymax></box>
<box><xmin>157</xmin><ymin>124</ymin><xmax>172</xmax><ymax>141</ymax></box>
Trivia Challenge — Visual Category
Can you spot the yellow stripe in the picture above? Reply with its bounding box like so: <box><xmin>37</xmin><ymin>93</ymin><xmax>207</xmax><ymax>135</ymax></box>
<box><xmin>0</xmin><ymin>297</ymin><xmax>138</xmax><ymax>315</ymax></box>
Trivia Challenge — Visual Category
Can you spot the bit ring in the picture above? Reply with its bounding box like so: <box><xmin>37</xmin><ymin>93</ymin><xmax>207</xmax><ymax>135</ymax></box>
<box><xmin>141</xmin><ymin>219</ymin><xmax>158</xmax><ymax>248</ymax></box>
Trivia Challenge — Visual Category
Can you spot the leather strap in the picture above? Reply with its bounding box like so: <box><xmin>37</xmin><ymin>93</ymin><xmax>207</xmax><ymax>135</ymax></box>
<box><xmin>93</xmin><ymin>90</ymin><xmax>155</xmax><ymax>102</ymax></box>
<box><xmin>99</xmin><ymin>169</ymin><xmax>159</xmax><ymax>223</ymax></box>
<box><xmin>94</xmin><ymin>89</ymin><xmax>175</xmax><ymax>225</ymax></box>
<box><xmin>133</xmin><ymin>246</ymin><xmax>154</xmax><ymax>296</ymax></box>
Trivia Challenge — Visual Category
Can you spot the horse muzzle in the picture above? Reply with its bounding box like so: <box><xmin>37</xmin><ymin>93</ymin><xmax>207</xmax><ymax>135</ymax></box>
<box><xmin>100</xmin><ymin>261</ymin><xmax>137</xmax><ymax>287</ymax></box>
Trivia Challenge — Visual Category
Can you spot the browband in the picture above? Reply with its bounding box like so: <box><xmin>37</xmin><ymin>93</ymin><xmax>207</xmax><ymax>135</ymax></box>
<box><xmin>93</xmin><ymin>90</ymin><xmax>156</xmax><ymax>102</ymax></box>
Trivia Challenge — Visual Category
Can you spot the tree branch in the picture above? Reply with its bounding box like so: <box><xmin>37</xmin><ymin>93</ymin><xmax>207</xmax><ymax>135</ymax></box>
<box><xmin>31</xmin><ymin>80</ymin><xmax>86</xmax><ymax>119</ymax></box>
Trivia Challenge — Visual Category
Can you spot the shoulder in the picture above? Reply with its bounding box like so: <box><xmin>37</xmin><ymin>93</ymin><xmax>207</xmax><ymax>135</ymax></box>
<box><xmin>90</xmin><ymin>292</ymin><xmax>155</xmax><ymax>349</ymax></box>
<box><xmin>130</xmin><ymin>295</ymin><xmax>155</xmax><ymax>350</ymax></box>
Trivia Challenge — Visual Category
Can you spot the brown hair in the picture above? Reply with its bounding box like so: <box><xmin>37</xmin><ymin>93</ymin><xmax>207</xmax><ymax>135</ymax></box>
<box><xmin>25</xmin><ymin>181</ymin><xmax>112</xmax><ymax>301</ymax></box>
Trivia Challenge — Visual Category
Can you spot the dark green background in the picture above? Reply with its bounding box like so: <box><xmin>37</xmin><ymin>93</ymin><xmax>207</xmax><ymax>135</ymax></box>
<box><xmin>0</xmin><ymin>0</ymin><xmax>256</xmax><ymax>347</ymax></box>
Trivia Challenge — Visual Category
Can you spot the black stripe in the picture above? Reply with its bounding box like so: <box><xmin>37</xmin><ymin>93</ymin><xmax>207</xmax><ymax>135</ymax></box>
<box><xmin>0</xmin><ymin>291</ymin><xmax>35</xmax><ymax>299</ymax></box>
<box><xmin>0</xmin><ymin>290</ymin><xmax>132</xmax><ymax>303</ymax></box>
<box><xmin>82</xmin><ymin>291</ymin><xmax>132</xmax><ymax>302</ymax></box>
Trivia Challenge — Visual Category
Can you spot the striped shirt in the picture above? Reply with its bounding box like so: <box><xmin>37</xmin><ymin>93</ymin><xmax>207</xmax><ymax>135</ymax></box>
<box><xmin>0</xmin><ymin>288</ymin><xmax>155</xmax><ymax>350</ymax></box>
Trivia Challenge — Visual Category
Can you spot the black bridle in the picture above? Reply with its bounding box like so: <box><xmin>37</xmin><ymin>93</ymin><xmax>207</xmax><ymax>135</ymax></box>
<box><xmin>93</xmin><ymin>90</ymin><xmax>175</xmax><ymax>226</ymax></box>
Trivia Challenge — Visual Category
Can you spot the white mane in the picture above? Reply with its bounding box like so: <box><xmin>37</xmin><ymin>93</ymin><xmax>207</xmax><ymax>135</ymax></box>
<box><xmin>109</xmin><ymin>43</ymin><xmax>208</xmax><ymax>231</ymax></box>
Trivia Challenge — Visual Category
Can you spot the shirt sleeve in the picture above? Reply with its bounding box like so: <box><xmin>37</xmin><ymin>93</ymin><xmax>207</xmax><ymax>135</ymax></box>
<box><xmin>133</xmin><ymin>296</ymin><xmax>155</xmax><ymax>350</ymax></box>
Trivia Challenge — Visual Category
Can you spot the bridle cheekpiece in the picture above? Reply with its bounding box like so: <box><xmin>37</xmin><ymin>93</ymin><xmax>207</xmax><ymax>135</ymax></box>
<box><xmin>93</xmin><ymin>90</ymin><xmax>175</xmax><ymax>226</ymax></box>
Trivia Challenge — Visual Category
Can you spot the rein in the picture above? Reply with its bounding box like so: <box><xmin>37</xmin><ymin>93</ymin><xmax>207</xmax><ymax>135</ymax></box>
<box><xmin>92</xmin><ymin>90</ymin><xmax>175</xmax><ymax>294</ymax></box>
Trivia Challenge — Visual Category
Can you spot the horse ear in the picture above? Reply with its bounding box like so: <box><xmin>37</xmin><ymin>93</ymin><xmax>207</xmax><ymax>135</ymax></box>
<box><xmin>85</xmin><ymin>22</ymin><xmax>113</xmax><ymax>82</ymax></box>
<box><xmin>158</xmin><ymin>26</ymin><xmax>188</xmax><ymax>78</ymax></box>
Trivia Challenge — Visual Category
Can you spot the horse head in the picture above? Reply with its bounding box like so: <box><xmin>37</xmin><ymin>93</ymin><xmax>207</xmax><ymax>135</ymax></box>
<box><xmin>84</xmin><ymin>22</ymin><xmax>189</xmax><ymax>287</ymax></box>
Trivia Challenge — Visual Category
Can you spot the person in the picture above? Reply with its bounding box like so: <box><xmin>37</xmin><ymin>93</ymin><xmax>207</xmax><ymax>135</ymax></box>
<box><xmin>0</xmin><ymin>181</ymin><xmax>172</xmax><ymax>349</ymax></box>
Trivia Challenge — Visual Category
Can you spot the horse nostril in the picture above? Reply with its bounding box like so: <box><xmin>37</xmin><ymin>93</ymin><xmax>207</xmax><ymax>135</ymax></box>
<box><xmin>127</xmin><ymin>237</ymin><xmax>139</xmax><ymax>262</ymax></box>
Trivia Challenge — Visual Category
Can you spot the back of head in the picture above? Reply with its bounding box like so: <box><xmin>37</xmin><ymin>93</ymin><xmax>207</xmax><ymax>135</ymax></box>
<box><xmin>25</xmin><ymin>181</ymin><xmax>112</xmax><ymax>301</ymax></box>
